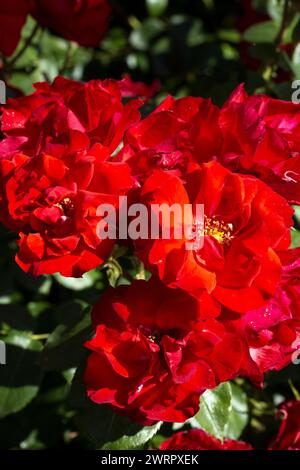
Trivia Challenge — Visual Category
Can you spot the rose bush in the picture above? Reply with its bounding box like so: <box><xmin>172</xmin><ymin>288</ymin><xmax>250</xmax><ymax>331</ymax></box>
<box><xmin>0</xmin><ymin>0</ymin><xmax>300</xmax><ymax>453</ymax></box>
<box><xmin>1</xmin><ymin>76</ymin><xmax>299</xmax><ymax>435</ymax></box>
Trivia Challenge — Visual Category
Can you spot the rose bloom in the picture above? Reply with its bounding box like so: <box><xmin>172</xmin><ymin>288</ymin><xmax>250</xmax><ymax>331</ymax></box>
<box><xmin>0</xmin><ymin>77</ymin><xmax>143</xmax><ymax>276</ymax></box>
<box><xmin>0</xmin><ymin>76</ymin><xmax>141</xmax><ymax>160</ymax></box>
<box><xmin>160</xmin><ymin>429</ymin><xmax>253</xmax><ymax>450</ymax></box>
<box><xmin>31</xmin><ymin>0</ymin><xmax>111</xmax><ymax>48</ymax></box>
<box><xmin>120</xmin><ymin>86</ymin><xmax>300</xmax><ymax>204</ymax></box>
<box><xmin>0</xmin><ymin>0</ymin><xmax>31</xmax><ymax>56</ymax></box>
<box><xmin>220</xmin><ymin>85</ymin><xmax>300</xmax><ymax>204</ymax></box>
<box><xmin>269</xmin><ymin>401</ymin><xmax>300</xmax><ymax>450</ymax></box>
<box><xmin>0</xmin><ymin>151</ymin><xmax>134</xmax><ymax>277</ymax></box>
<box><xmin>118</xmin><ymin>95</ymin><xmax>222</xmax><ymax>181</ymax></box>
<box><xmin>84</xmin><ymin>277</ymin><xmax>244</xmax><ymax>425</ymax></box>
<box><xmin>136</xmin><ymin>161</ymin><xmax>293</xmax><ymax>313</ymax></box>
<box><xmin>222</xmin><ymin>248</ymin><xmax>300</xmax><ymax>385</ymax></box>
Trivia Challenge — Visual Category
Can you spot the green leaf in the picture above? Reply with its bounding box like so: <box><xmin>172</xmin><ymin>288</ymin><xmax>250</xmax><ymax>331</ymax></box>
<box><xmin>146</xmin><ymin>0</ymin><xmax>169</xmax><ymax>17</ymax></box>
<box><xmin>190</xmin><ymin>383</ymin><xmax>232</xmax><ymax>441</ymax></box>
<box><xmin>20</xmin><ymin>430</ymin><xmax>45</xmax><ymax>450</ymax></box>
<box><xmin>188</xmin><ymin>383</ymin><xmax>249</xmax><ymax>441</ymax></box>
<box><xmin>291</xmin><ymin>44</ymin><xmax>300</xmax><ymax>77</ymax></box>
<box><xmin>53</xmin><ymin>270</ymin><xmax>101</xmax><ymax>291</ymax></box>
<box><xmin>0</xmin><ymin>330</ymin><xmax>43</xmax><ymax>419</ymax></box>
<box><xmin>102</xmin><ymin>422</ymin><xmax>162</xmax><ymax>450</ymax></box>
<box><xmin>106</xmin><ymin>257</ymin><xmax>124</xmax><ymax>287</ymax></box>
<box><xmin>283</xmin><ymin>12</ymin><xmax>300</xmax><ymax>44</ymax></box>
<box><xmin>291</xmin><ymin>207</ymin><xmax>300</xmax><ymax>247</ymax></box>
<box><xmin>291</xmin><ymin>228</ymin><xmax>300</xmax><ymax>248</ymax></box>
<box><xmin>27</xmin><ymin>301</ymin><xmax>51</xmax><ymax>319</ymax></box>
<box><xmin>243</xmin><ymin>21</ymin><xmax>279</xmax><ymax>44</ymax></box>
<box><xmin>266</xmin><ymin>0</ymin><xmax>286</xmax><ymax>23</ymax></box>
<box><xmin>293</xmin><ymin>205</ymin><xmax>300</xmax><ymax>227</ymax></box>
<box><xmin>224</xmin><ymin>383</ymin><xmax>249</xmax><ymax>440</ymax></box>
<box><xmin>39</xmin><ymin>302</ymin><xmax>92</xmax><ymax>371</ymax></box>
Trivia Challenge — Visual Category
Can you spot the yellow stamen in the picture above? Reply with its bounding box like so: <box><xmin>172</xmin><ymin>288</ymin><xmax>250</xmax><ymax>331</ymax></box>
<box><xmin>204</xmin><ymin>215</ymin><xmax>233</xmax><ymax>245</ymax></box>
<box><xmin>148</xmin><ymin>335</ymin><xmax>157</xmax><ymax>344</ymax></box>
<box><xmin>54</xmin><ymin>197</ymin><xmax>74</xmax><ymax>215</ymax></box>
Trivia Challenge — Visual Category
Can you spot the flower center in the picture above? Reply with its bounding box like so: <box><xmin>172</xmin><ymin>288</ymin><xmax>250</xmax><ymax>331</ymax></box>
<box><xmin>148</xmin><ymin>334</ymin><xmax>159</xmax><ymax>344</ymax></box>
<box><xmin>203</xmin><ymin>215</ymin><xmax>233</xmax><ymax>245</ymax></box>
<box><xmin>54</xmin><ymin>197</ymin><xmax>75</xmax><ymax>216</ymax></box>
<box><xmin>138</xmin><ymin>325</ymin><xmax>162</xmax><ymax>345</ymax></box>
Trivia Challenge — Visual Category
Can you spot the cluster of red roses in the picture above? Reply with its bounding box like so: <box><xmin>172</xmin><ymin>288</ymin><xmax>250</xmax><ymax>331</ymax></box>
<box><xmin>161</xmin><ymin>399</ymin><xmax>300</xmax><ymax>450</ymax></box>
<box><xmin>0</xmin><ymin>75</ymin><xmax>299</xmax><ymax>429</ymax></box>
<box><xmin>0</xmin><ymin>0</ymin><xmax>111</xmax><ymax>56</ymax></box>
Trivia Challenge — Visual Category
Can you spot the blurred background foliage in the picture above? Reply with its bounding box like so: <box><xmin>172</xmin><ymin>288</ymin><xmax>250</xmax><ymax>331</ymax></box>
<box><xmin>1</xmin><ymin>0</ymin><xmax>300</xmax><ymax>450</ymax></box>
<box><xmin>4</xmin><ymin>0</ymin><xmax>300</xmax><ymax>102</ymax></box>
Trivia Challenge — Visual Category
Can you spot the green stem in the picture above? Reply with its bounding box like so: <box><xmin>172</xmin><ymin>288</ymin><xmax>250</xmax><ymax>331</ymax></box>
<box><xmin>275</xmin><ymin>0</ymin><xmax>290</xmax><ymax>47</ymax></box>
<box><xmin>263</xmin><ymin>0</ymin><xmax>291</xmax><ymax>82</ymax></box>
<box><xmin>30</xmin><ymin>334</ymin><xmax>49</xmax><ymax>341</ymax></box>
<box><xmin>8</xmin><ymin>23</ymin><xmax>40</xmax><ymax>69</ymax></box>
<box><xmin>288</xmin><ymin>379</ymin><xmax>300</xmax><ymax>400</ymax></box>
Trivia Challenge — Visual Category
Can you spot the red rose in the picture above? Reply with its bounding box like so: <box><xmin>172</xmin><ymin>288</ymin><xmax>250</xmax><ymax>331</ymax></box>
<box><xmin>0</xmin><ymin>0</ymin><xmax>31</xmax><ymax>56</ymax></box>
<box><xmin>120</xmin><ymin>85</ymin><xmax>300</xmax><ymax>204</ymax></box>
<box><xmin>84</xmin><ymin>277</ymin><xmax>244</xmax><ymax>425</ymax></box>
<box><xmin>136</xmin><ymin>161</ymin><xmax>293</xmax><ymax>313</ymax></box>
<box><xmin>220</xmin><ymin>85</ymin><xmax>300</xmax><ymax>204</ymax></box>
<box><xmin>118</xmin><ymin>75</ymin><xmax>160</xmax><ymax>102</ymax></box>
<box><xmin>118</xmin><ymin>95</ymin><xmax>222</xmax><ymax>181</ymax></box>
<box><xmin>31</xmin><ymin>0</ymin><xmax>111</xmax><ymax>48</ymax></box>
<box><xmin>0</xmin><ymin>77</ymin><xmax>142</xmax><ymax>276</ymax></box>
<box><xmin>0</xmin><ymin>151</ymin><xmax>134</xmax><ymax>276</ymax></box>
<box><xmin>160</xmin><ymin>429</ymin><xmax>253</xmax><ymax>450</ymax></box>
<box><xmin>269</xmin><ymin>401</ymin><xmax>300</xmax><ymax>450</ymax></box>
<box><xmin>0</xmin><ymin>76</ymin><xmax>141</xmax><ymax>160</ymax></box>
<box><xmin>221</xmin><ymin>248</ymin><xmax>300</xmax><ymax>385</ymax></box>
